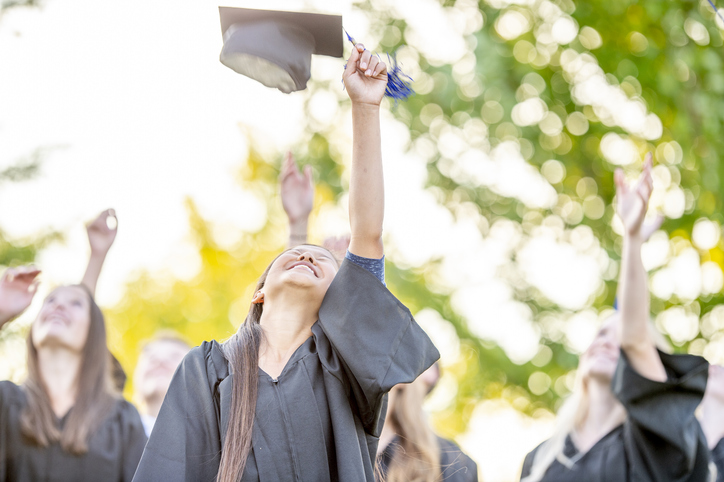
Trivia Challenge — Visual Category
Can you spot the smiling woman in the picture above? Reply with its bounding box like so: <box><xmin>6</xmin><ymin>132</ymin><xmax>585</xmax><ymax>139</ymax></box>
<box><xmin>131</xmin><ymin>42</ymin><xmax>439</xmax><ymax>482</ymax></box>
<box><xmin>0</xmin><ymin>211</ymin><xmax>147</xmax><ymax>482</ymax></box>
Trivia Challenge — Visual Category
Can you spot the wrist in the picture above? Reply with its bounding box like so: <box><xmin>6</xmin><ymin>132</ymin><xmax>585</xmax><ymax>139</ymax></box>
<box><xmin>89</xmin><ymin>248</ymin><xmax>109</xmax><ymax>259</ymax></box>
<box><xmin>351</xmin><ymin>102</ymin><xmax>381</xmax><ymax>113</ymax></box>
<box><xmin>0</xmin><ymin>310</ymin><xmax>15</xmax><ymax>327</ymax></box>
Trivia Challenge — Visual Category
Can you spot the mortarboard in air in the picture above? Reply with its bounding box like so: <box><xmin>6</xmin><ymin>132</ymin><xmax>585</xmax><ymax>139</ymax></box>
<box><xmin>218</xmin><ymin>7</ymin><xmax>343</xmax><ymax>94</ymax></box>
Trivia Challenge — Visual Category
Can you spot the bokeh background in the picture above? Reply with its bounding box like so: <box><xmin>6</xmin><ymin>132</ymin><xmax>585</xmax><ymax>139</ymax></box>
<box><xmin>1</xmin><ymin>0</ymin><xmax>723</xmax><ymax>480</ymax></box>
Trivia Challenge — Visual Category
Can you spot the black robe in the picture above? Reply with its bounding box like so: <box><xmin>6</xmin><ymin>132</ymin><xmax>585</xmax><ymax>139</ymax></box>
<box><xmin>712</xmin><ymin>438</ymin><xmax>724</xmax><ymax>482</ymax></box>
<box><xmin>377</xmin><ymin>435</ymin><xmax>478</xmax><ymax>482</ymax></box>
<box><xmin>0</xmin><ymin>381</ymin><xmax>147</xmax><ymax>482</ymax></box>
<box><xmin>132</xmin><ymin>260</ymin><xmax>440</xmax><ymax>482</ymax></box>
<box><xmin>521</xmin><ymin>350</ymin><xmax>709</xmax><ymax>482</ymax></box>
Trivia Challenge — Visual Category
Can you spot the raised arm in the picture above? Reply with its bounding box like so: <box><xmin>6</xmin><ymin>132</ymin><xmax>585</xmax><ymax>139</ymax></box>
<box><xmin>343</xmin><ymin>44</ymin><xmax>387</xmax><ymax>259</ymax></box>
<box><xmin>615</xmin><ymin>153</ymin><xmax>667</xmax><ymax>381</ymax></box>
<box><xmin>0</xmin><ymin>266</ymin><xmax>41</xmax><ymax>328</ymax></box>
<box><xmin>81</xmin><ymin>209</ymin><xmax>118</xmax><ymax>297</ymax></box>
<box><xmin>280</xmin><ymin>152</ymin><xmax>314</xmax><ymax>248</ymax></box>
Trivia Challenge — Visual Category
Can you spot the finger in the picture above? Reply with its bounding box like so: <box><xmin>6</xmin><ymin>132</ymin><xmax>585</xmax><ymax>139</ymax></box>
<box><xmin>359</xmin><ymin>49</ymin><xmax>373</xmax><ymax>72</ymax></box>
<box><xmin>108</xmin><ymin>208</ymin><xmax>116</xmax><ymax>218</ymax></box>
<box><xmin>614</xmin><ymin>169</ymin><xmax>626</xmax><ymax>195</ymax></box>
<box><xmin>366</xmin><ymin>56</ymin><xmax>380</xmax><ymax>77</ymax></box>
<box><xmin>345</xmin><ymin>44</ymin><xmax>363</xmax><ymax>77</ymax></box>
<box><xmin>29</xmin><ymin>279</ymin><xmax>40</xmax><ymax>293</ymax></box>
<box><xmin>373</xmin><ymin>57</ymin><xmax>387</xmax><ymax>77</ymax></box>
<box><xmin>644</xmin><ymin>152</ymin><xmax>653</xmax><ymax>170</ymax></box>
<box><xmin>303</xmin><ymin>165</ymin><xmax>313</xmax><ymax>185</ymax></box>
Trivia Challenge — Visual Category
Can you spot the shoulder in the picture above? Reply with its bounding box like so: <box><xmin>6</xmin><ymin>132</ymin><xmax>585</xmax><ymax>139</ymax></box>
<box><xmin>521</xmin><ymin>440</ymin><xmax>545</xmax><ymax>478</ymax></box>
<box><xmin>0</xmin><ymin>380</ymin><xmax>22</xmax><ymax>397</ymax></box>
<box><xmin>437</xmin><ymin>436</ymin><xmax>477</xmax><ymax>468</ymax></box>
<box><xmin>0</xmin><ymin>380</ymin><xmax>24</xmax><ymax>405</ymax></box>
<box><xmin>182</xmin><ymin>340</ymin><xmax>229</xmax><ymax>379</ymax></box>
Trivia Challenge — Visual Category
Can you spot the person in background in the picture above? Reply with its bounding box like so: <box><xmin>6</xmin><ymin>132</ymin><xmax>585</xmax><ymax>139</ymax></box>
<box><xmin>132</xmin><ymin>332</ymin><xmax>191</xmax><ymax>436</ymax></box>
<box><xmin>700</xmin><ymin>364</ymin><xmax>724</xmax><ymax>481</ymax></box>
<box><xmin>0</xmin><ymin>209</ymin><xmax>147</xmax><ymax>482</ymax></box>
<box><xmin>520</xmin><ymin>155</ymin><xmax>711</xmax><ymax>481</ymax></box>
<box><xmin>376</xmin><ymin>363</ymin><xmax>478</xmax><ymax>482</ymax></box>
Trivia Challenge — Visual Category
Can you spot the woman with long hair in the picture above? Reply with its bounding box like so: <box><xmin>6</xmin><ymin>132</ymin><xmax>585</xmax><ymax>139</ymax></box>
<box><xmin>520</xmin><ymin>155</ymin><xmax>710</xmax><ymax>481</ymax></box>
<box><xmin>132</xmin><ymin>43</ymin><xmax>439</xmax><ymax>482</ymax></box>
<box><xmin>376</xmin><ymin>365</ymin><xmax>478</xmax><ymax>482</ymax></box>
<box><xmin>0</xmin><ymin>210</ymin><xmax>147</xmax><ymax>481</ymax></box>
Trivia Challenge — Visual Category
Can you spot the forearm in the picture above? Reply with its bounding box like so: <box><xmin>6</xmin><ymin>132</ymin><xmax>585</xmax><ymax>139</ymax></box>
<box><xmin>288</xmin><ymin>219</ymin><xmax>308</xmax><ymax>248</ymax></box>
<box><xmin>81</xmin><ymin>251</ymin><xmax>107</xmax><ymax>297</ymax></box>
<box><xmin>618</xmin><ymin>234</ymin><xmax>666</xmax><ymax>380</ymax></box>
<box><xmin>348</xmin><ymin>103</ymin><xmax>384</xmax><ymax>259</ymax></box>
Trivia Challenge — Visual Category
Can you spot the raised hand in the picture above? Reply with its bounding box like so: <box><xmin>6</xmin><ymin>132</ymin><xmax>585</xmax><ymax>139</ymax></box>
<box><xmin>280</xmin><ymin>152</ymin><xmax>314</xmax><ymax>225</ymax></box>
<box><xmin>615</xmin><ymin>153</ymin><xmax>654</xmax><ymax>239</ymax></box>
<box><xmin>87</xmin><ymin>209</ymin><xmax>118</xmax><ymax>255</ymax></box>
<box><xmin>343</xmin><ymin>44</ymin><xmax>388</xmax><ymax>106</ymax></box>
<box><xmin>323</xmin><ymin>235</ymin><xmax>351</xmax><ymax>263</ymax></box>
<box><xmin>0</xmin><ymin>266</ymin><xmax>41</xmax><ymax>327</ymax></box>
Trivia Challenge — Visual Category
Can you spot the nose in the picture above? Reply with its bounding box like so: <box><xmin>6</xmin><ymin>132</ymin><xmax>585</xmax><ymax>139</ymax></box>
<box><xmin>297</xmin><ymin>252</ymin><xmax>316</xmax><ymax>264</ymax></box>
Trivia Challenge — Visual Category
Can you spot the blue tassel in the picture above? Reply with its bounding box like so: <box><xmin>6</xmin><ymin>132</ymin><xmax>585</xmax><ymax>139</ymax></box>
<box><xmin>343</xmin><ymin>29</ymin><xmax>415</xmax><ymax>103</ymax></box>
<box><xmin>708</xmin><ymin>0</ymin><xmax>724</xmax><ymax>23</ymax></box>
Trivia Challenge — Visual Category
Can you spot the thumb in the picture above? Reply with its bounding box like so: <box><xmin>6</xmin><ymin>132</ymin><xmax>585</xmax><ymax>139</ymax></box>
<box><xmin>345</xmin><ymin>44</ymin><xmax>364</xmax><ymax>77</ymax></box>
<box><xmin>303</xmin><ymin>165</ymin><xmax>313</xmax><ymax>184</ymax></box>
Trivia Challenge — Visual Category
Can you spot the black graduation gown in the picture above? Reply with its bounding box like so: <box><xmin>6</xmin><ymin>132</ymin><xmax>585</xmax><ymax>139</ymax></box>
<box><xmin>377</xmin><ymin>435</ymin><xmax>478</xmax><ymax>482</ymax></box>
<box><xmin>520</xmin><ymin>350</ymin><xmax>709</xmax><ymax>482</ymax></box>
<box><xmin>132</xmin><ymin>260</ymin><xmax>440</xmax><ymax>482</ymax></box>
<box><xmin>0</xmin><ymin>381</ymin><xmax>147</xmax><ymax>482</ymax></box>
<box><xmin>712</xmin><ymin>438</ymin><xmax>724</xmax><ymax>482</ymax></box>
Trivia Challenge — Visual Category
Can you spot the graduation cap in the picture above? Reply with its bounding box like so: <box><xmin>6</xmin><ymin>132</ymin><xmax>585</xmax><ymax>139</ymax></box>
<box><xmin>218</xmin><ymin>7</ymin><xmax>343</xmax><ymax>94</ymax></box>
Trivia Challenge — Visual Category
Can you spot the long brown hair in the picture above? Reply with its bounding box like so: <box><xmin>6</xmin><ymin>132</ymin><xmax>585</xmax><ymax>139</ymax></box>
<box><xmin>20</xmin><ymin>285</ymin><xmax>117</xmax><ymax>455</ymax></box>
<box><xmin>383</xmin><ymin>380</ymin><xmax>441</xmax><ymax>482</ymax></box>
<box><xmin>217</xmin><ymin>246</ymin><xmax>338</xmax><ymax>482</ymax></box>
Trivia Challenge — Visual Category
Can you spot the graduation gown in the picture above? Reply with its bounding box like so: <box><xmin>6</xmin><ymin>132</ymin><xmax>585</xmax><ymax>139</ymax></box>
<box><xmin>377</xmin><ymin>435</ymin><xmax>478</xmax><ymax>482</ymax></box>
<box><xmin>712</xmin><ymin>438</ymin><xmax>724</xmax><ymax>482</ymax></box>
<box><xmin>132</xmin><ymin>260</ymin><xmax>440</xmax><ymax>482</ymax></box>
<box><xmin>0</xmin><ymin>381</ymin><xmax>147</xmax><ymax>482</ymax></box>
<box><xmin>521</xmin><ymin>350</ymin><xmax>709</xmax><ymax>482</ymax></box>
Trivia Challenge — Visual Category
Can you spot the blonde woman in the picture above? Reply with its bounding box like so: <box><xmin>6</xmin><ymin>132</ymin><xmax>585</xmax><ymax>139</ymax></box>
<box><xmin>521</xmin><ymin>155</ymin><xmax>710</xmax><ymax>481</ymax></box>
<box><xmin>377</xmin><ymin>365</ymin><xmax>478</xmax><ymax>482</ymax></box>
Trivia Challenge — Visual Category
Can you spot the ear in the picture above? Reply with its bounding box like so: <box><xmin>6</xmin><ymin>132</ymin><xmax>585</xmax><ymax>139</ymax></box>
<box><xmin>251</xmin><ymin>291</ymin><xmax>265</xmax><ymax>304</ymax></box>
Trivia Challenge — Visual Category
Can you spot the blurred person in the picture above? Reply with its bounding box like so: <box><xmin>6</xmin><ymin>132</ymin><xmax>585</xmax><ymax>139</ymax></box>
<box><xmin>132</xmin><ymin>333</ymin><xmax>191</xmax><ymax>436</ymax></box>
<box><xmin>700</xmin><ymin>365</ymin><xmax>724</xmax><ymax>481</ymax></box>
<box><xmin>280</xmin><ymin>151</ymin><xmax>314</xmax><ymax>249</ymax></box>
<box><xmin>280</xmin><ymin>148</ymin><xmax>350</xmax><ymax>264</ymax></box>
<box><xmin>0</xmin><ymin>210</ymin><xmax>147</xmax><ymax>481</ymax></box>
<box><xmin>376</xmin><ymin>363</ymin><xmax>478</xmax><ymax>482</ymax></box>
<box><xmin>520</xmin><ymin>155</ymin><xmax>711</xmax><ymax>481</ymax></box>
<box><xmin>132</xmin><ymin>43</ymin><xmax>439</xmax><ymax>482</ymax></box>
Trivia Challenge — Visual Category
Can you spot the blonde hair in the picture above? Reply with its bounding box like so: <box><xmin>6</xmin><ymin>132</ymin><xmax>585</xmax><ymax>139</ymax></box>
<box><xmin>523</xmin><ymin>315</ymin><xmax>671</xmax><ymax>482</ymax></box>
<box><xmin>382</xmin><ymin>379</ymin><xmax>441</xmax><ymax>482</ymax></box>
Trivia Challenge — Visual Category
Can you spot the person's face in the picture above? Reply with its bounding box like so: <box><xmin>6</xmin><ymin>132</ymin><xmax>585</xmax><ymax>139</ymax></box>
<box><xmin>31</xmin><ymin>286</ymin><xmax>91</xmax><ymax>353</ymax></box>
<box><xmin>134</xmin><ymin>340</ymin><xmax>190</xmax><ymax>400</ymax></box>
<box><xmin>261</xmin><ymin>245</ymin><xmax>339</xmax><ymax>305</ymax></box>
<box><xmin>579</xmin><ymin>315</ymin><xmax>620</xmax><ymax>383</ymax></box>
<box><xmin>704</xmin><ymin>364</ymin><xmax>724</xmax><ymax>403</ymax></box>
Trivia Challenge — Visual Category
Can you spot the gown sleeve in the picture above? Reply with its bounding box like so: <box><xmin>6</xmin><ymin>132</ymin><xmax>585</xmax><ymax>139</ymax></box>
<box><xmin>611</xmin><ymin>349</ymin><xmax>709</xmax><ymax>482</ymax></box>
<box><xmin>118</xmin><ymin>400</ymin><xmax>148</xmax><ymax>482</ymax></box>
<box><xmin>132</xmin><ymin>342</ymin><xmax>224</xmax><ymax>482</ymax></box>
<box><xmin>0</xmin><ymin>381</ymin><xmax>17</xmax><ymax>482</ymax></box>
<box><xmin>315</xmin><ymin>259</ymin><xmax>440</xmax><ymax>435</ymax></box>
